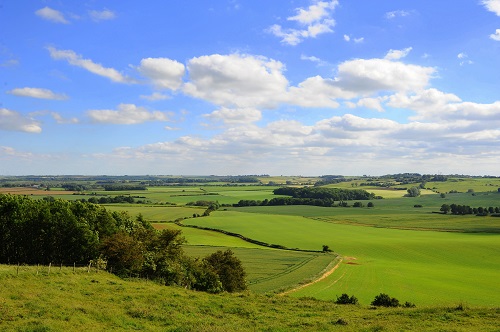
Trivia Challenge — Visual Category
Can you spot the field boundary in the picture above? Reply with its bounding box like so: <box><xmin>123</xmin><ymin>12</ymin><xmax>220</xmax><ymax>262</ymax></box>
<box><xmin>174</xmin><ymin>220</ymin><xmax>324</xmax><ymax>253</ymax></box>
<box><xmin>279</xmin><ymin>256</ymin><xmax>343</xmax><ymax>296</ymax></box>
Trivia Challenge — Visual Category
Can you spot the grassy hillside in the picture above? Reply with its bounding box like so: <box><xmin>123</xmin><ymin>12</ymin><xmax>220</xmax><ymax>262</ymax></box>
<box><xmin>1</xmin><ymin>265</ymin><xmax>498</xmax><ymax>332</ymax></box>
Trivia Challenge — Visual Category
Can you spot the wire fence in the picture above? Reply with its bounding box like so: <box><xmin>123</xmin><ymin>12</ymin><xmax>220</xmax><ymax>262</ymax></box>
<box><xmin>0</xmin><ymin>262</ymin><xmax>105</xmax><ymax>277</ymax></box>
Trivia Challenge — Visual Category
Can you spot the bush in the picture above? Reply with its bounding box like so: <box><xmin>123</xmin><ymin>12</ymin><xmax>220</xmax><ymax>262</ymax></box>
<box><xmin>335</xmin><ymin>293</ymin><xmax>358</xmax><ymax>305</ymax></box>
<box><xmin>203</xmin><ymin>249</ymin><xmax>247</xmax><ymax>292</ymax></box>
<box><xmin>371</xmin><ymin>293</ymin><xmax>400</xmax><ymax>307</ymax></box>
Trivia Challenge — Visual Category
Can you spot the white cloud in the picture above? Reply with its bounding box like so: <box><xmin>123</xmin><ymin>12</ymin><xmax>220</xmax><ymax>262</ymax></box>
<box><xmin>7</xmin><ymin>87</ymin><xmax>68</xmax><ymax>100</ymax></box>
<box><xmin>268</xmin><ymin>1</ymin><xmax>338</xmax><ymax>45</ymax></box>
<box><xmin>137</xmin><ymin>58</ymin><xmax>185</xmax><ymax>90</ymax></box>
<box><xmin>287</xmin><ymin>76</ymin><xmax>345</xmax><ymax>107</ymax></box>
<box><xmin>288</xmin><ymin>1</ymin><xmax>338</xmax><ymax>24</ymax></box>
<box><xmin>344</xmin><ymin>35</ymin><xmax>364</xmax><ymax>43</ymax></box>
<box><xmin>300</xmin><ymin>54</ymin><xmax>328</xmax><ymax>66</ymax></box>
<box><xmin>50</xmin><ymin>112</ymin><xmax>79</xmax><ymax>124</ymax></box>
<box><xmin>334</xmin><ymin>58</ymin><xmax>435</xmax><ymax>93</ymax></box>
<box><xmin>0</xmin><ymin>108</ymin><xmax>42</xmax><ymax>133</ymax></box>
<box><xmin>457</xmin><ymin>53</ymin><xmax>473</xmax><ymax>66</ymax></box>
<box><xmin>0</xmin><ymin>59</ymin><xmax>19</xmax><ymax>67</ymax></box>
<box><xmin>87</xmin><ymin>103</ymin><xmax>170</xmax><ymax>124</ymax></box>
<box><xmin>385</xmin><ymin>10</ymin><xmax>410</xmax><ymax>19</ymax></box>
<box><xmin>490</xmin><ymin>29</ymin><xmax>500</xmax><ymax>41</ymax></box>
<box><xmin>203</xmin><ymin>107</ymin><xmax>262</xmax><ymax>124</ymax></box>
<box><xmin>385</xmin><ymin>47</ymin><xmax>413</xmax><ymax>60</ymax></box>
<box><xmin>140</xmin><ymin>92</ymin><xmax>170</xmax><ymax>101</ymax></box>
<box><xmin>357</xmin><ymin>97</ymin><xmax>385</xmax><ymax>112</ymax></box>
<box><xmin>47</xmin><ymin>47</ymin><xmax>135</xmax><ymax>83</ymax></box>
<box><xmin>89</xmin><ymin>9</ymin><xmax>116</xmax><ymax>21</ymax></box>
<box><xmin>482</xmin><ymin>0</ymin><xmax>500</xmax><ymax>15</ymax></box>
<box><xmin>35</xmin><ymin>7</ymin><xmax>69</xmax><ymax>24</ymax></box>
<box><xmin>184</xmin><ymin>54</ymin><xmax>288</xmax><ymax>108</ymax></box>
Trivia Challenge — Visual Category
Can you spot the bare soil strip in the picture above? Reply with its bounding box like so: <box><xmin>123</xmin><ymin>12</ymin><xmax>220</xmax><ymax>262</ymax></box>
<box><xmin>279</xmin><ymin>256</ymin><xmax>344</xmax><ymax>296</ymax></box>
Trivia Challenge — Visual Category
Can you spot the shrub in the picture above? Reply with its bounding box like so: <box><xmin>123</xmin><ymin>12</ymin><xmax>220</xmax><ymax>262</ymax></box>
<box><xmin>371</xmin><ymin>293</ymin><xmax>400</xmax><ymax>307</ymax></box>
<box><xmin>335</xmin><ymin>293</ymin><xmax>358</xmax><ymax>305</ymax></box>
<box><xmin>403</xmin><ymin>301</ymin><xmax>416</xmax><ymax>308</ymax></box>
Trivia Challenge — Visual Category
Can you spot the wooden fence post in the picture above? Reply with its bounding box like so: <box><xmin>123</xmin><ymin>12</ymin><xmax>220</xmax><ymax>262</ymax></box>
<box><xmin>48</xmin><ymin>262</ymin><xmax>51</xmax><ymax>275</ymax></box>
<box><xmin>73</xmin><ymin>262</ymin><xmax>76</xmax><ymax>273</ymax></box>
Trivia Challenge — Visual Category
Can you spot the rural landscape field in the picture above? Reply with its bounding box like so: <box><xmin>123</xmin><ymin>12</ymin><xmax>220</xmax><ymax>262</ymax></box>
<box><xmin>4</xmin><ymin>1</ymin><xmax>500</xmax><ymax>330</ymax></box>
<box><xmin>1</xmin><ymin>174</ymin><xmax>499</xmax><ymax>330</ymax></box>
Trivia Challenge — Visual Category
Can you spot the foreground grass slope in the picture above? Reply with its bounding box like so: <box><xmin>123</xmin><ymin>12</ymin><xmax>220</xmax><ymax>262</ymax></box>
<box><xmin>1</xmin><ymin>265</ymin><xmax>498</xmax><ymax>332</ymax></box>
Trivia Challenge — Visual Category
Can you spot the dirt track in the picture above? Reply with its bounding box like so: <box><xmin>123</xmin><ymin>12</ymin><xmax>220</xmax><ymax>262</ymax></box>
<box><xmin>279</xmin><ymin>256</ymin><xmax>344</xmax><ymax>296</ymax></box>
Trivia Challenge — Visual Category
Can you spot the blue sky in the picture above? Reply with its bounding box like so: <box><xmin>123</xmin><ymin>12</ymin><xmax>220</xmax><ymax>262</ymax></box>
<box><xmin>1</xmin><ymin>0</ymin><xmax>500</xmax><ymax>176</ymax></box>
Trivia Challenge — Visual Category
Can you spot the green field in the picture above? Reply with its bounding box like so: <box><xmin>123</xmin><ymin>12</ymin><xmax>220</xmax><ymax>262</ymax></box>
<box><xmin>183</xmin><ymin>210</ymin><xmax>500</xmax><ymax>306</ymax></box>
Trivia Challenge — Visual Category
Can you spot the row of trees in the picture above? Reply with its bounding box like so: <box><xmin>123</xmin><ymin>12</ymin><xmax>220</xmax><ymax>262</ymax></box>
<box><xmin>273</xmin><ymin>187</ymin><xmax>375</xmax><ymax>200</ymax></box>
<box><xmin>440</xmin><ymin>203</ymin><xmax>500</xmax><ymax>216</ymax></box>
<box><xmin>0</xmin><ymin>194</ymin><xmax>246</xmax><ymax>293</ymax></box>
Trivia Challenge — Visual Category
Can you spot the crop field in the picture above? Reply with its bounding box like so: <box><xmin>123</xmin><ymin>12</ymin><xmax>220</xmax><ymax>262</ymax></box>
<box><xmin>184</xmin><ymin>210</ymin><xmax>500</xmax><ymax>306</ymax></box>
<box><xmin>183</xmin><ymin>246</ymin><xmax>337</xmax><ymax>293</ymax></box>
<box><xmin>104</xmin><ymin>205</ymin><xmax>205</xmax><ymax>221</ymax></box>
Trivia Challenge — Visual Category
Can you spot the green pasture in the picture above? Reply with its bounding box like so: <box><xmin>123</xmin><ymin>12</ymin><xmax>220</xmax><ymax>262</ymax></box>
<box><xmin>184</xmin><ymin>210</ymin><xmax>500</xmax><ymax>306</ymax></box>
<box><xmin>104</xmin><ymin>205</ymin><xmax>204</xmax><ymax>221</ymax></box>
<box><xmin>152</xmin><ymin>223</ymin><xmax>265</xmax><ymax>248</ymax></box>
<box><xmin>183</xmin><ymin>246</ymin><xmax>336</xmax><ymax>293</ymax></box>
<box><xmin>227</xmin><ymin>197</ymin><xmax>500</xmax><ymax>233</ymax></box>
<box><xmin>85</xmin><ymin>185</ymin><xmax>280</xmax><ymax>205</ymax></box>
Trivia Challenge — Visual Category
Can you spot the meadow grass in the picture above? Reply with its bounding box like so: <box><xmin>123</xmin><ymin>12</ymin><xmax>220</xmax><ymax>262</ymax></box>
<box><xmin>184</xmin><ymin>211</ymin><xmax>500</xmax><ymax>306</ymax></box>
<box><xmin>2</xmin><ymin>265</ymin><xmax>498</xmax><ymax>331</ymax></box>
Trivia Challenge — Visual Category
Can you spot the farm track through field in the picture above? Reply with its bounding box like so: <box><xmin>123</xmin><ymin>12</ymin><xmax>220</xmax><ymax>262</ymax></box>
<box><xmin>279</xmin><ymin>256</ymin><xmax>343</xmax><ymax>296</ymax></box>
<box><xmin>248</xmin><ymin>254</ymin><xmax>319</xmax><ymax>285</ymax></box>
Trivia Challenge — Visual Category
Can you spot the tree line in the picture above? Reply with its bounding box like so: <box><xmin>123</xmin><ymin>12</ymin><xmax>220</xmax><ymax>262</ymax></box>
<box><xmin>0</xmin><ymin>194</ymin><xmax>246</xmax><ymax>293</ymax></box>
<box><xmin>440</xmin><ymin>203</ymin><xmax>500</xmax><ymax>216</ymax></box>
<box><xmin>235</xmin><ymin>187</ymin><xmax>376</xmax><ymax>207</ymax></box>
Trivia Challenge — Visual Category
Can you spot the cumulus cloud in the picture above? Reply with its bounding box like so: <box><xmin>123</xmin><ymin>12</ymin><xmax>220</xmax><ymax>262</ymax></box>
<box><xmin>490</xmin><ymin>29</ymin><xmax>500</xmax><ymax>41</ymax></box>
<box><xmin>87</xmin><ymin>103</ymin><xmax>170</xmax><ymax>124</ymax></box>
<box><xmin>35</xmin><ymin>7</ymin><xmax>69</xmax><ymax>24</ymax></box>
<box><xmin>385</xmin><ymin>47</ymin><xmax>413</xmax><ymax>60</ymax></box>
<box><xmin>137</xmin><ymin>58</ymin><xmax>185</xmax><ymax>90</ymax></box>
<box><xmin>0</xmin><ymin>108</ymin><xmax>42</xmax><ymax>133</ymax></box>
<box><xmin>184</xmin><ymin>54</ymin><xmax>288</xmax><ymax>108</ymax></box>
<box><xmin>47</xmin><ymin>47</ymin><xmax>136</xmax><ymax>83</ymax></box>
<box><xmin>203</xmin><ymin>107</ymin><xmax>262</xmax><ymax>124</ymax></box>
<box><xmin>89</xmin><ymin>9</ymin><xmax>116</xmax><ymax>21</ymax></box>
<box><xmin>482</xmin><ymin>0</ymin><xmax>500</xmax><ymax>15</ymax></box>
<box><xmin>268</xmin><ymin>1</ymin><xmax>338</xmax><ymax>45</ymax></box>
<box><xmin>334</xmin><ymin>58</ymin><xmax>435</xmax><ymax>93</ymax></box>
<box><xmin>7</xmin><ymin>87</ymin><xmax>68</xmax><ymax>100</ymax></box>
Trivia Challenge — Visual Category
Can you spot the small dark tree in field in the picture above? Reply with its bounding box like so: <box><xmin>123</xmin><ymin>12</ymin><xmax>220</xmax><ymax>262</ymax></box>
<box><xmin>322</xmin><ymin>245</ymin><xmax>332</xmax><ymax>252</ymax></box>
<box><xmin>353</xmin><ymin>201</ymin><xmax>364</xmax><ymax>207</ymax></box>
<box><xmin>335</xmin><ymin>293</ymin><xmax>358</xmax><ymax>305</ymax></box>
<box><xmin>371</xmin><ymin>293</ymin><xmax>400</xmax><ymax>307</ymax></box>
<box><xmin>440</xmin><ymin>204</ymin><xmax>450</xmax><ymax>214</ymax></box>
<box><xmin>406</xmin><ymin>187</ymin><xmax>421</xmax><ymax>197</ymax></box>
<box><xmin>203</xmin><ymin>249</ymin><xmax>247</xmax><ymax>292</ymax></box>
<box><xmin>440</xmin><ymin>193</ymin><xmax>446</xmax><ymax>198</ymax></box>
<box><xmin>367</xmin><ymin>202</ymin><xmax>374</xmax><ymax>207</ymax></box>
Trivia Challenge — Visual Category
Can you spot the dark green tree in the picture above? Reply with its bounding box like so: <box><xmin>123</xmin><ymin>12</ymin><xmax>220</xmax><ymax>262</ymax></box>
<box><xmin>203</xmin><ymin>249</ymin><xmax>247</xmax><ymax>292</ymax></box>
